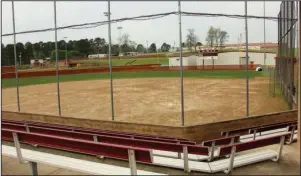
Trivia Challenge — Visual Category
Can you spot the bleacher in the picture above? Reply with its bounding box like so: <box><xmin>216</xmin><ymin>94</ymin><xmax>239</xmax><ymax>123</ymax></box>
<box><xmin>1</xmin><ymin>119</ymin><xmax>298</xmax><ymax>175</ymax></box>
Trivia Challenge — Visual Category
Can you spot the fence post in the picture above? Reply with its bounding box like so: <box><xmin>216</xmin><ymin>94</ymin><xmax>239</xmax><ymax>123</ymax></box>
<box><xmin>107</xmin><ymin>0</ymin><xmax>115</xmax><ymax>121</ymax></box>
<box><xmin>178</xmin><ymin>0</ymin><xmax>185</xmax><ymax>126</ymax></box>
<box><xmin>11</xmin><ymin>1</ymin><xmax>21</xmax><ymax>112</ymax></box>
<box><xmin>244</xmin><ymin>0</ymin><xmax>249</xmax><ymax>117</ymax></box>
<box><xmin>54</xmin><ymin>0</ymin><xmax>62</xmax><ymax>116</ymax></box>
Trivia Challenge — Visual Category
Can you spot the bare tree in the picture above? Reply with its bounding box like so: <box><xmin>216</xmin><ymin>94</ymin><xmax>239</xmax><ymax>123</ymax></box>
<box><xmin>206</xmin><ymin>26</ymin><xmax>216</xmax><ymax>47</ymax></box>
<box><xmin>186</xmin><ymin>28</ymin><xmax>198</xmax><ymax>51</ymax></box>
<box><xmin>214</xmin><ymin>27</ymin><xmax>221</xmax><ymax>47</ymax></box>
<box><xmin>218</xmin><ymin>31</ymin><xmax>229</xmax><ymax>47</ymax></box>
<box><xmin>120</xmin><ymin>33</ymin><xmax>130</xmax><ymax>46</ymax></box>
<box><xmin>206</xmin><ymin>26</ymin><xmax>229</xmax><ymax>47</ymax></box>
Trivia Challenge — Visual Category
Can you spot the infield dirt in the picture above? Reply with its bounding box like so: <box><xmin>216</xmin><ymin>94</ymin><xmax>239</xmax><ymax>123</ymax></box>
<box><xmin>2</xmin><ymin>77</ymin><xmax>288</xmax><ymax>126</ymax></box>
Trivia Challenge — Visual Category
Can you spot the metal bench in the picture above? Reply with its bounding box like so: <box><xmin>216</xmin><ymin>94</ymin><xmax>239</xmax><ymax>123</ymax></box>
<box><xmin>2</xmin><ymin>128</ymin><xmax>154</xmax><ymax>175</ymax></box>
<box><xmin>201</xmin><ymin>135</ymin><xmax>240</xmax><ymax>161</ymax></box>
<box><xmin>2</xmin><ymin>125</ymin><xmax>210</xmax><ymax>166</ymax></box>
<box><xmin>215</xmin><ymin>133</ymin><xmax>291</xmax><ymax>174</ymax></box>
<box><xmin>150</xmin><ymin>133</ymin><xmax>290</xmax><ymax>173</ymax></box>
<box><xmin>2</xmin><ymin>128</ymin><xmax>210</xmax><ymax>173</ymax></box>
<box><xmin>248</xmin><ymin>123</ymin><xmax>298</xmax><ymax>143</ymax></box>
<box><xmin>2</xmin><ymin>145</ymin><xmax>164</xmax><ymax>175</ymax></box>
<box><xmin>2</xmin><ymin>119</ymin><xmax>193</xmax><ymax>144</ymax></box>
<box><xmin>2</xmin><ymin>121</ymin><xmax>201</xmax><ymax>161</ymax></box>
<box><xmin>221</xmin><ymin>120</ymin><xmax>297</xmax><ymax>141</ymax></box>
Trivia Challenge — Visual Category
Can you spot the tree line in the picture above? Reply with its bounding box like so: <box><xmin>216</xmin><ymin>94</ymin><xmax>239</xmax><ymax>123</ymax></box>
<box><xmin>1</xmin><ymin>34</ymin><xmax>172</xmax><ymax>66</ymax></box>
<box><xmin>1</xmin><ymin>27</ymin><xmax>229</xmax><ymax>66</ymax></box>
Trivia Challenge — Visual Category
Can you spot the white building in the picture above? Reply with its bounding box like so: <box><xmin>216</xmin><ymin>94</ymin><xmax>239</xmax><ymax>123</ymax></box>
<box><xmin>88</xmin><ymin>54</ymin><xmax>107</xmax><ymax>59</ymax></box>
<box><xmin>168</xmin><ymin>52</ymin><xmax>276</xmax><ymax>67</ymax></box>
<box><xmin>169</xmin><ymin>55</ymin><xmax>198</xmax><ymax>67</ymax></box>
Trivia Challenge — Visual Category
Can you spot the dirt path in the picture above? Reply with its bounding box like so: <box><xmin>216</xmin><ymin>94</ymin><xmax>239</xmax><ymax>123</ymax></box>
<box><xmin>2</xmin><ymin>77</ymin><xmax>288</xmax><ymax>126</ymax></box>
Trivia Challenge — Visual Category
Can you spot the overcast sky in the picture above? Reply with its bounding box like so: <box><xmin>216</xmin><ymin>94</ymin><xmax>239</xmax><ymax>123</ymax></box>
<box><xmin>1</xmin><ymin>1</ymin><xmax>281</xmax><ymax>47</ymax></box>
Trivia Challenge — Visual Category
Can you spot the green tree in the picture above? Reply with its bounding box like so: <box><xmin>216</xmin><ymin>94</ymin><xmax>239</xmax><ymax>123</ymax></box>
<box><xmin>196</xmin><ymin>42</ymin><xmax>203</xmax><ymax>46</ymax></box>
<box><xmin>23</xmin><ymin>42</ymin><xmax>34</xmax><ymax>64</ymax></box>
<box><xmin>5</xmin><ymin>44</ymin><xmax>15</xmax><ymax>65</ymax></box>
<box><xmin>136</xmin><ymin>44</ymin><xmax>145</xmax><ymax>53</ymax></box>
<box><xmin>149</xmin><ymin>43</ymin><xmax>157</xmax><ymax>53</ymax></box>
<box><xmin>1</xmin><ymin>43</ymin><xmax>8</xmax><ymax>66</ymax></box>
<box><xmin>74</xmin><ymin>39</ymin><xmax>92</xmax><ymax>57</ymax></box>
<box><xmin>161</xmin><ymin>43</ymin><xmax>171</xmax><ymax>52</ymax></box>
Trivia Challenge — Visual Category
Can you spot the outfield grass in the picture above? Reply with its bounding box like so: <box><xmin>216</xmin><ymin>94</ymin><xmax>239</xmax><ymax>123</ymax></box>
<box><xmin>2</xmin><ymin>70</ymin><xmax>263</xmax><ymax>88</ymax></box>
<box><xmin>81</xmin><ymin>57</ymin><xmax>169</xmax><ymax>66</ymax></box>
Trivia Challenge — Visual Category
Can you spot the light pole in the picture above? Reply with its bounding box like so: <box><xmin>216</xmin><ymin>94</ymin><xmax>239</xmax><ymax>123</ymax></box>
<box><xmin>63</xmin><ymin>37</ymin><xmax>68</xmax><ymax>66</ymax></box>
<box><xmin>146</xmin><ymin>40</ymin><xmax>149</xmax><ymax>54</ymax></box>
<box><xmin>156</xmin><ymin>41</ymin><xmax>159</xmax><ymax>64</ymax></box>
<box><xmin>18</xmin><ymin>52</ymin><xmax>22</xmax><ymax>67</ymax></box>
<box><xmin>117</xmin><ymin>26</ymin><xmax>122</xmax><ymax>57</ymax></box>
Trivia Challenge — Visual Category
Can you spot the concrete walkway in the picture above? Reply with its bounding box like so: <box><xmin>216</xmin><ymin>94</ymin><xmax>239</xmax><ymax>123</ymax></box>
<box><xmin>2</xmin><ymin>142</ymin><xmax>300</xmax><ymax>175</ymax></box>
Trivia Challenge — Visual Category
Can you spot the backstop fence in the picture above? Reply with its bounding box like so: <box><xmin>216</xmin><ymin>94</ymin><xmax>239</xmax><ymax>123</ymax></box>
<box><xmin>276</xmin><ymin>1</ymin><xmax>299</xmax><ymax>109</ymax></box>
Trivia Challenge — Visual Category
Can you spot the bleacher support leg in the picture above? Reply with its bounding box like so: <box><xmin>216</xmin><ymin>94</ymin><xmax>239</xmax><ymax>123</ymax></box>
<box><xmin>224</xmin><ymin>146</ymin><xmax>236</xmax><ymax>174</ymax></box>
<box><xmin>177</xmin><ymin>142</ymin><xmax>181</xmax><ymax>159</ymax></box>
<box><xmin>253</xmin><ymin>129</ymin><xmax>257</xmax><ymax>140</ymax></box>
<box><xmin>12</xmin><ymin>132</ymin><xmax>27</xmax><ymax>164</ymax></box>
<box><xmin>93</xmin><ymin>135</ymin><xmax>98</xmax><ymax>142</ymax></box>
<box><xmin>272</xmin><ymin>136</ymin><xmax>285</xmax><ymax>162</ymax></box>
<box><xmin>29</xmin><ymin>162</ymin><xmax>38</xmax><ymax>176</ymax></box>
<box><xmin>208</xmin><ymin>141</ymin><xmax>215</xmax><ymax>161</ymax></box>
<box><xmin>287</xmin><ymin>126</ymin><xmax>296</xmax><ymax>144</ymax></box>
<box><xmin>128</xmin><ymin>149</ymin><xmax>137</xmax><ymax>175</ymax></box>
<box><xmin>25</xmin><ymin>125</ymin><xmax>30</xmax><ymax>132</ymax></box>
<box><xmin>183</xmin><ymin>146</ymin><xmax>190</xmax><ymax>173</ymax></box>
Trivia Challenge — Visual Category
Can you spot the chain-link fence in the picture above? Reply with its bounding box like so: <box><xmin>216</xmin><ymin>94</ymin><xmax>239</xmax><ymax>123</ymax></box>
<box><xmin>276</xmin><ymin>1</ymin><xmax>298</xmax><ymax>109</ymax></box>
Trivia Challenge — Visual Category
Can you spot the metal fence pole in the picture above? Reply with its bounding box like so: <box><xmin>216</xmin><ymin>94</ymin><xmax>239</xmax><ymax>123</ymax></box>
<box><xmin>296</xmin><ymin>1</ymin><xmax>299</xmax><ymax>104</ymax></box>
<box><xmin>263</xmin><ymin>1</ymin><xmax>266</xmax><ymax>66</ymax></box>
<box><xmin>269</xmin><ymin>67</ymin><xmax>271</xmax><ymax>96</ymax></box>
<box><xmin>298</xmin><ymin>1</ymin><xmax>301</xmax><ymax>150</ymax></box>
<box><xmin>273</xmin><ymin>66</ymin><xmax>276</xmax><ymax>97</ymax></box>
<box><xmin>178</xmin><ymin>0</ymin><xmax>184</xmax><ymax>126</ymax></box>
<box><xmin>245</xmin><ymin>1</ymin><xmax>249</xmax><ymax>117</ymax></box>
<box><xmin>12</xmin><ymin>1</ymin><xmax>20</xmax><ymax>112</ymax></box>
<box><xmin>108</xmin><ymin>0</ymin><xmax>115</xmax><ymax>120</ymax></box>
<box><xmin>54</xmin><ymin>0</ymin><xmax>61</xmax><ymax>116</ymax></box>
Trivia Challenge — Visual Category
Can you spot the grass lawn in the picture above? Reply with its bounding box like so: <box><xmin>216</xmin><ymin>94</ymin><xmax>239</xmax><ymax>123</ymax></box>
<box><xmin>2</xmin><ymin>70</ymin><xmax>263</xmax><ymax>88</ymax></box>
<box><xmin>81</xmin><ymin>57</ymin><xmax>169</xmax><ymax>66</ymax></box>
